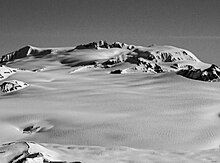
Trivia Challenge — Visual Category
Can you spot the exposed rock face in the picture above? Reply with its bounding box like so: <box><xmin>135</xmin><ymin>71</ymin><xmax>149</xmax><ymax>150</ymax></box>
<box><xmin>133</xmin><ymin>49</ymin><xmax>156</xmax><ymax>61</ymax></box>
<box><xmin>0</xmin><ymin>46</ymin><xmax>31</xmax><ymax>63</ymax></box>
<box><xmin>0</xmin><ymin>46</ymin><xmax>53</xmax><ymax>63</ymax></box>
<box><xmin>74</xmin><ymin>40</ymin><xmax>134</xmax><ymax>50</ymax></box>
<box><xmin>100</xmin><ymin>47</ymin><xmax>199</xmax><ymax>69</ymax></box>
<box><xmin>0</xmin><ymin>142</ymin><xmax>82</xmax><ymax>163</ymax></box>
<box><xmin>137</xmin><ymin>59</ymin><xmax>163</xmax><ymax>73</ymax></box>
<box><xmin>100</xmin><ymin>50</ymin><xmax>159</xmax><ymax>69</ymax></box>
<box><xmin>22</xmin><ymin>120</ymin><xmax>54</xmax><ymax>134</ymax></box>
<box><xmin>177</xmin><ymin>64</ymin><xmax>220</xmax><ymax>82</ymax></box>
<box><xmin>106</xmin><ymin>54</ymin><xmax>163</xmax><ymax>74</ymax></box>
<box><xmin>75</xmin><ymin>41</ymin><xmax>101</xmax><ymax>50</ymax></box>
<box><xmin>31</xmin><ymin>49</ymin><xmax>52</xmax><ymax>58</ymax></box>
<box><xmin>0</xmin><ymin>80</ymin><xmax>29</xmax><ymax>94</ymax></box>
<box><xmin>0</xmin><ymin>65</ymin><xmax>17</xmax><ymax>81</ymax></box>
<box><xmin>110</xmin><ymin>69</ymin><xmax>123</xmax><ymax>74</ymax></box>
<box><xmin>150</xmin><ymin>49</ymin><xmax>199</xmax><ymax>63</ymax></box>
<box><xmin>0</xmin><ymin>66</ymin><xmax>29</xmax><ymax>95</ymax></box>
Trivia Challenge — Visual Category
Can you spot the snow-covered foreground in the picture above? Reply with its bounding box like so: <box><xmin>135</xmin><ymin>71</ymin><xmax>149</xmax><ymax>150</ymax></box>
<box><xmin>0</xmin><ymin>41</ymin><xmax>220</xmax><ymax>162</ymax></box>
<box><xmin>1</xmin><ymin>141</ymin><xmax>220</xmax><ymax>163</ymax></box>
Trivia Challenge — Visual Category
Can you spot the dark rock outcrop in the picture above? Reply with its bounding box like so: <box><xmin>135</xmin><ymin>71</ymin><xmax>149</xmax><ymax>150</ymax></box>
<box><xmin>156</xmin><ymin>50</ymin><xmax>198</xmax><ymax>63</ymax></box>
<box><xmin>0</xmin><ymin>142</ymin><xmax>82</xmax><ymax>163</ymax></box>
<box><xmin>74</xmin><ymin>40</ymin><xmax>134</xmax><ymax>50</ymax></box>
<box><xmin>0</xmin><ymin>46</ymin><xmax>31</xmax><ymax>63</ymax></box>
<box><xmin>22</xmin><ymin>121</ymin><xmax>54</xmax><ymax>134</ymax></box>
<box><xmin>0</xmin><ymin>80</ymin><xmax>29</xmax><ymax>94</ymax></box>
<box><xmin>31</xmin><ymin>49</ymin><xmax>52</xmax><ymax>58</ymax></box>
<box><xmin>110</xmin><ymin>69</ymin><xmax>123</xmax><ymax>74</ymax></box>
<box><xmin>75</xmin><ymin>41</ymin><xmax>102</xmax><ymax>50</ymax></box>
<box><xmin>0</xmin><ymin>46</ymin><xmax>53</xmax><ymax>64</ymax></box>
<box><xmin>133</xmin><ymin>49</ymin><xmax>156</xmax><ymax>61</ymax></box>
<box><xmin>177</xmin><ymin>64</ymin><xmax>220</xmax><ymax>81</ymax></box>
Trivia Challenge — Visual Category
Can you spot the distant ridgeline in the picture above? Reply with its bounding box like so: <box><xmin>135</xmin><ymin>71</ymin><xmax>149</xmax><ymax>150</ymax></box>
<box><xmin>1</xmin><ymin>40</ymin><xmax>220</xmax><ymax>82</ymax></box>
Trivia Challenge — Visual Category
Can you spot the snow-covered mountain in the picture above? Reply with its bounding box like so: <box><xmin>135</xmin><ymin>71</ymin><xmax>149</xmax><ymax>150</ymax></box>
<box><xmin>1</xmin><ymin>41</ymin><xmax>220</xmax><ymax>163</ymax></box>
<box><xmin>0</xmin><ymin>40</ymin><xmax>219</xmax><ymax>82</ymax></box>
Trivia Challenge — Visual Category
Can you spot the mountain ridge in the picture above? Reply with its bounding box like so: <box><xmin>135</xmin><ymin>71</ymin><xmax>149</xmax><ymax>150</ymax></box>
<box><xmin>0</xmin><ymin>40</ymin><xmax>219</xmax><ymax>82</ymax></box>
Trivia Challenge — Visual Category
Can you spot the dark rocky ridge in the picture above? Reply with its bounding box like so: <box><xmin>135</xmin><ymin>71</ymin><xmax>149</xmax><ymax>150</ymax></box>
<box><xmin>0</xmin><ymin>46</ymin><xmax>52</xmax><ymax>64</ymax></box>
<box><xmin>75</xmin><ymin>40</ymin><xmax>134</xmax><ymax>50</ymax></box>
<box><xmin>0</xmin><ymin>46</ymin><xmax>31</xmax><ymax>63</ymax></box>
<box><xmin>177</xmin><ymin>64</ymin><xmax>220</xmax><ymax>82</ymax></box>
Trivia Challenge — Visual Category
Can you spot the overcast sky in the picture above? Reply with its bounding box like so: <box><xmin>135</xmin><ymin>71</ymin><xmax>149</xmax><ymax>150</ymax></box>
<box><xmin>0</xmin><ymin>0</ymin><xmax>219</xmax><ymax>64</ymax></box>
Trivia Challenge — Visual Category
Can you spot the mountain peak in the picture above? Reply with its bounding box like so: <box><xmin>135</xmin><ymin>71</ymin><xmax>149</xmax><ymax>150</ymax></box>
<box><xmin>74</xmin><ymin>40</ymin><xmax>134</xmax><ymax>50</ymax></box>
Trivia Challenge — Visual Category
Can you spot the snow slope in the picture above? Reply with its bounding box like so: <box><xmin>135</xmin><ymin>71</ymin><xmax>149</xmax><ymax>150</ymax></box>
<box><xmin>0</xmin><ymin>41</ymin><xmax>220</xmax><ymax>162</ymax></box>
